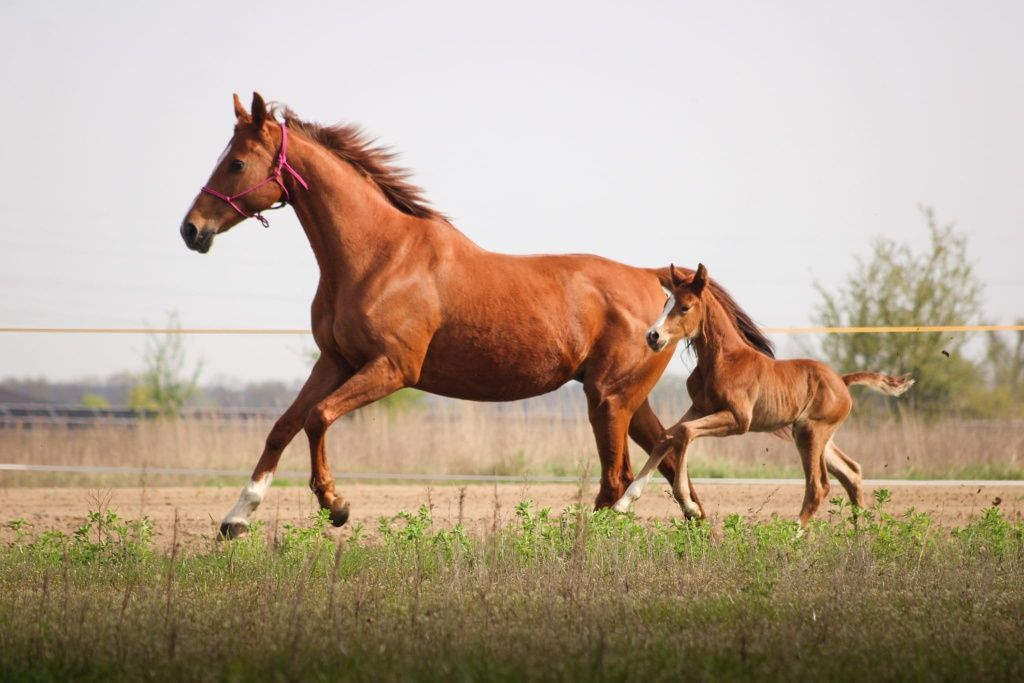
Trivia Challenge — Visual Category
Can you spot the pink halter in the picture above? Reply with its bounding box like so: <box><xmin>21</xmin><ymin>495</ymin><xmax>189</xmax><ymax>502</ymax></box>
<box><xmin>201</xmin><ymin>121</ymin><xmax>310</xmax><ymax>227</ymax></box>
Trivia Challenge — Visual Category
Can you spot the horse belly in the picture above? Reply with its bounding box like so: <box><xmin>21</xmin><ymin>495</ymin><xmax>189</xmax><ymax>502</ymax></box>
<box><xmin>750</xmin><ymin>391</ymin><xmax>804</xmax><ymax>431</ymax></box>
<box><xmin>413</xmin><ymin>328</ymin><xmax>579</xmax><ymax>401</ymax></box>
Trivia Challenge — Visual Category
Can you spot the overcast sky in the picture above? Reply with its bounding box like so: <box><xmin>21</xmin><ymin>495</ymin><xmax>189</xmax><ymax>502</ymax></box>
<box><xmin>1</xmin><ymin>1</ymin><xmax>1021</xmax><ymax>384</ymax></box>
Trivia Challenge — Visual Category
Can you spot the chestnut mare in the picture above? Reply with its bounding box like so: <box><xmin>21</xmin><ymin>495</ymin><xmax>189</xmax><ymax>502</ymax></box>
<box><xmin>613</xmin><ymin>264</ymin><xmax>913</xmax><ymax>526</ymax></box>
<box><xmin>180</xmin><ymin>93</ymin><xmax>774</xmax><ymax>538</ymax></box>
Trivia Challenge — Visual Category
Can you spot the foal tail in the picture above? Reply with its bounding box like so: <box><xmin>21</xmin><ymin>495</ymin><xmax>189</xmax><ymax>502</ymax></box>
<box><xmin>842</xmin><ymin>372</ymin><xmax>915</xmax><ymax>397</ymax></box>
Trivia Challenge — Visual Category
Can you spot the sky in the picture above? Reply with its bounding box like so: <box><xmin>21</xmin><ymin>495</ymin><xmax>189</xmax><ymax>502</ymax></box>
<box><xmin>1</xmin><ymin>1</ymin><xmax>1021</xmax><ymax>384</ymax></box>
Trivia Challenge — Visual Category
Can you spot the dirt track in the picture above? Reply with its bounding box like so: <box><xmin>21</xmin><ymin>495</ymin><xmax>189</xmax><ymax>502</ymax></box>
<box><xmin>2</xmin><ymin>481</ymin><xmax>1021</xmax><ymax>550</ymax></box>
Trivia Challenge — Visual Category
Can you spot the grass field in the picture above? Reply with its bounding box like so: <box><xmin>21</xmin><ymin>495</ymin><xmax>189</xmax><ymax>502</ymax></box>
<box><xmin>2</xmin><ymin>491</ymin><xmax>1023</xmax><ymax>682</ymax></box>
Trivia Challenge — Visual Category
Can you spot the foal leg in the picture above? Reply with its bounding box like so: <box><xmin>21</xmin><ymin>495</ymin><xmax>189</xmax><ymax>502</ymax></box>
<box><xmin>614</xmin><ymin>409</ymin><xmax>700</xmax><ymax>511</ymax></box>
<box><xmin>793</xmin><ymin>423</ymin><xmax>832</xmax><ymax>527</ymax></box>
<box><xmin>305</xmin><ymin>356</ymin><xmax>410</xmax><ymax>526</ymax></box>
<box><xmin>628</xmin><ymin>400</ymin><xmax>704</xmax><ymax>516</ymax></box>
<box><xmin>669</xmin><ymin>410</ymin><xmax>744</xmax><ymax>520</ymax></box>
<box><xmin>824</xmin><ymin>441</ymin><xmax>865</xmax><ymax>508</ymax></box>
<box><xmin>220</xmin><ymin>356</ymin><xmax>350</xmax><ymax>539</ymax></box>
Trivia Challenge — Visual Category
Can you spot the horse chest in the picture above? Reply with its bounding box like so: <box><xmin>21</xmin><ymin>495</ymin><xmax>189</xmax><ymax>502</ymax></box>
<box><xmin>687</xmin><ymin>367</ymin><xmax>731</xmax><ymax>412</ymax></box>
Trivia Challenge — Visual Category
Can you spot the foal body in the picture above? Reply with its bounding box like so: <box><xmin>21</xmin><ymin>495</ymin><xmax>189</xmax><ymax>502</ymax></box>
<box><xmin>614</xmin><ymin>264</ymin><xmax>913</xmax><ymax>526</ymax></box>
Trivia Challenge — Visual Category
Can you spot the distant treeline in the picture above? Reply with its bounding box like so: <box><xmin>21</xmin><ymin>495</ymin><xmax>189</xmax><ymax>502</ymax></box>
<box><xmin>0</xmin><ymin>376</ymin><xmax>302</xmax><ymax>410</ymax></box>
<box><xmin>0</xmin><ymin>374</ymin><xmax>691</xmax><ymax>416</ymax></box>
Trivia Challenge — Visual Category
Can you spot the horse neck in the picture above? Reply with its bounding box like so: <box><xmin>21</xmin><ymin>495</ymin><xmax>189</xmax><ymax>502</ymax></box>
<box><xmin>282</xmin><ymin>133</ymin><xmax>446</xmax><ymax>285</ymax></box>
<box><xmin>692</xmin><ymin>293</ymin><xmax>752</xmax><ymax>368</ymax></box>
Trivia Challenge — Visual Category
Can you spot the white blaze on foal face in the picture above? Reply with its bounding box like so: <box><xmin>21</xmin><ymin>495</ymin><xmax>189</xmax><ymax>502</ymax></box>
<box><xmin>645</xmin><ymin>290</ymin><xmax>676</xmax><ymax>350</ymax></box>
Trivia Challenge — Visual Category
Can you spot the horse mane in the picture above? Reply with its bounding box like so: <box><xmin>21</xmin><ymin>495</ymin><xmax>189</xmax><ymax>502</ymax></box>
<box><xmin>706</xmin><ymin>278</ymin><xmax>776</xmax><ymax>359</ymax></box>
<box><xmin>273</xmin><ymin>106</ymin><xmax>446</xmax><ymax>222</ymax></box>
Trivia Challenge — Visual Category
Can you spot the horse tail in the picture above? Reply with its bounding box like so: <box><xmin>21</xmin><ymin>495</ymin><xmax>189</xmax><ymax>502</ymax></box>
<box><xmin>842</xmin><ymin>372</ymin><xmax>915</xmax><ymax>397</ymax></box>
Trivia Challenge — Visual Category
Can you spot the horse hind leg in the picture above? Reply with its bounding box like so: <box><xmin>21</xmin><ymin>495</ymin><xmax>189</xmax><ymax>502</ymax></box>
<box><xmin>825</xmin><ymin>441</ymin><xmax>865</xmax><ymax>508</ymax></box>
<box><xmin>586</xmin><ymin>397</ymin><xmax>634</xmax><ymax>508</ymax></box>
<box><xmin>794</xmin><ymin>423</ymin><xmax>832</xmax><ymax>527</ymax></box>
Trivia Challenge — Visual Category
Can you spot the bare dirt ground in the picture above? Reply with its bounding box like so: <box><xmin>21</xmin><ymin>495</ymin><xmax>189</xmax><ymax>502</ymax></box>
<box><xmin>2</xmin><ymin>481</ymin><xmax>1021</xmax><ymax>551</ymax></box>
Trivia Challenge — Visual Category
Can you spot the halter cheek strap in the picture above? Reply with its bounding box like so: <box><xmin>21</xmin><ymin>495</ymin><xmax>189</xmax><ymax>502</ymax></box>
<box><xmin>201</xmin><ymin>121</ymin><xmax>310</xmax><ymax>228</ymax></box>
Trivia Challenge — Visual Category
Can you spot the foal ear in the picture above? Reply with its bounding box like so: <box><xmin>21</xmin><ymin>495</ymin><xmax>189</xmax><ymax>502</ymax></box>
<box><xmin>692</xmin><ymin>263</ymin><xmax>709</xmax><ymax>295</ymax></box>
<box><xmin>250</xmin><ymin>92</ymin><xmax>268</xmax><ymax>130</ymax></box>
<box><xmin>233</xmin><ymin>93</ymin><xmax>250</xmax><ymax>122</ymax></box>
<box><xmin>669</xmin><ymin>263</ymin><xmax>686</xmax><ymax>289</ymax></box>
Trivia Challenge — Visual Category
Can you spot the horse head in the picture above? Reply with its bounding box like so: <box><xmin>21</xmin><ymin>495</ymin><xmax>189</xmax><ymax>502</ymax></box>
<box><xmin>180</xmin><ymin>92</ymin><xmax>304</xmax><ymax>253</ymax></box>
<box><xmin>646</xmin><ymin>263</ymin><xmax>708</xmax><ymax>351</ymax></box>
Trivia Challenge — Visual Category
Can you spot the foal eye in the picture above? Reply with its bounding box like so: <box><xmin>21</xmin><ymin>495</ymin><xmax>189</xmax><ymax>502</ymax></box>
<box><xmin>229</xmin><ymin>159</ymin><xmax>246</xmax><ymax>172</ymax></box>
<box><xmin>678</xmin><ymin>305</ymin><xmax>691</xmax><ymax>314</ymax></box>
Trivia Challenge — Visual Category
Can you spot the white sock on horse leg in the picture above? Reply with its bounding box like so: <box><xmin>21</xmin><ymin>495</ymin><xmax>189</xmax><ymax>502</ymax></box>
<box><xmin>221</xmin><ymin>473</ymin><xmax>274</xmax><ymax>527</ymax></box>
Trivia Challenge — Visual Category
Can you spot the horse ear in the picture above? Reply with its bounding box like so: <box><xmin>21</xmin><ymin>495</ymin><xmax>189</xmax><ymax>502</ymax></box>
<box><xmin>693</xmin><ymin>263</ymin><xmax>708</xmax><ymax>295</ymax></box>
<box><xmin>669</xmin><ymin>264</ymin><xmax>686</xmax><ymax>289</ymax></box>
<box><xmin>233</xmin><ymin>93</ymin><xmax>250</xmax><ymax>122</ymax></box>
<box><xmin>251</xmin><ymin>92</ymin><xmax>267</xmax><ymax>130</ymax></box>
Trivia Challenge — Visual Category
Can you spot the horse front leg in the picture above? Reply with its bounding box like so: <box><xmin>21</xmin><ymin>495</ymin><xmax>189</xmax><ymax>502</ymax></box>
<box><xmin>628</xmin><ymin>399</ymin><xmax>704</xmax><ymax>515</ymax></box>
<box><xmin>614</xmin><ymin>407</ymin><xmax>702</xmax><ymax>512</ymax></box>
<box><xmin>304</xmin><ymin>355</ymin><xmax>410</xmax><ymax>526</ymax></box>
<box><xmin>671</xmin><ymin>410</ymin><xmax>745</xmax><ymax>520</ymax></box>
<box><xmin>220</xmin><ymin>355</ymin><xmax>351</xmax><ymax>539</ymax></box>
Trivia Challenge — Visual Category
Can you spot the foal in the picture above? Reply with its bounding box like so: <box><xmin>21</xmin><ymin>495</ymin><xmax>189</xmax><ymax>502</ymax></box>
<box><xmin>613</xmin><ymin>263</ymin><xmax>914</xmax><ymax>526</ymax></box>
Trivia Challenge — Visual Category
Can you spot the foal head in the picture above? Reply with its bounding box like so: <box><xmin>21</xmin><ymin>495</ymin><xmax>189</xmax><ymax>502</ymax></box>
<box><xmin>180</xmin><ymin>92</ymin><xmax>291</xmax><ymax>253</ymax></box>
<box><xmin>646</xmin><ymin>263</ymin><xmax>709</xmax><ymax>351</ymax></box>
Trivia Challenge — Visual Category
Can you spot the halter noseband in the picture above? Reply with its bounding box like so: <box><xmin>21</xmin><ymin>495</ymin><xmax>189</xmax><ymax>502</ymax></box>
<box><xmin>201</xmin><ymin>121</ymin><xmax>310</xmax><ymax>228</ymax></box>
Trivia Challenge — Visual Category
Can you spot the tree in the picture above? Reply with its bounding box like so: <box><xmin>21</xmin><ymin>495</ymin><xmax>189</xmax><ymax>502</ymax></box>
<box><xmin>129</xmin><ymin>312</ymin><xmax>202</xmax><ymax>417</ymax></box>
<box><xmin>814</xmin><ymin>207</ymin><xmax>984</xmax><ymax>413</ymax></box>
<box><xmin>979</xmin><ymin>323</ymin><xmax>1024</xmax><ymax>416</ymax></box>
<box><xmin>80</xmin><ymin>392</ymin><xmax>111</xmax><ymax>409</ymax></box>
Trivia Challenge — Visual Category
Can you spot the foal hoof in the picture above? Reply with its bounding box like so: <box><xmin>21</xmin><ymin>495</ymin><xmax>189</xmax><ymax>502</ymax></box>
<box><xmin>328</xmin><ymin>501</ymin><xmax>351</xmax><ymax>527</ymax></box>
<box><xmin>219</xmin><ymin>520</ymin><xmax>249</xmax><ymax>540</ymax></box>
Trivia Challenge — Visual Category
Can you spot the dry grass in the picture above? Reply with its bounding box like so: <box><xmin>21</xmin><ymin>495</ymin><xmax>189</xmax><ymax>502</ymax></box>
<box><xmin>1</xmin><ymin>400</ymin><xmax>1021</xmax><ymax>488</ymax></box>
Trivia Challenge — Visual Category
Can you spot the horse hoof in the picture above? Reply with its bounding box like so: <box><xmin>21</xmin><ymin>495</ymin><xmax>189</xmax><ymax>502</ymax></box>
<box><xmin>219</xmin><ymin>520</ymin><xmax>249</xmax><ymax>540</ymax></box>
<box><xmin>328</xmin><ymin>501</ymin><xmax>350</xmax><ymax>527</ymax></box>
<box><xmin>682</xmin><ymin>504</ymin><xmax>703</xmax><ymax>521</ymax></box>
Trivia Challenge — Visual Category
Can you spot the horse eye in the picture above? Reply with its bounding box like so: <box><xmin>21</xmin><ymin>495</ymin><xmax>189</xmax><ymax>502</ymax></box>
<box><xmin>678</xmin><ymin>305</ymin><xmax>691</xmax><ymax>314</ymax></box>
<box><xmin>229</xmin><ymin>159</ymin><xmax>246</xmax><ymax>172</ymax></box>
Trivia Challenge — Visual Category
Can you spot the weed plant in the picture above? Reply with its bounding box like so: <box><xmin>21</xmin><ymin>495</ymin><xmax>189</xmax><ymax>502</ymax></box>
<box><xmin>1</xmin><ymin>493</ymin><xmax>1022</xmax><ymax>682</ymax></box>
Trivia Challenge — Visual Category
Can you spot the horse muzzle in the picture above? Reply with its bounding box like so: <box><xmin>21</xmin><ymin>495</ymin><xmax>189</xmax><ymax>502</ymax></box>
<box><xmin>646</xmin><ymin>329</ymin><xmax>668</xmax><ymax>352</ymax></box>
<box><xmin>180</xmin><ymin>221</ymin><xmax>215</xmax><ymax>254</ymax></box>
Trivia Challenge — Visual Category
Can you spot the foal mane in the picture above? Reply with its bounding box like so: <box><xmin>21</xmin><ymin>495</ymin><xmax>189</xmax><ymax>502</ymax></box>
<box><xmin>706</xmin><ymin>279</ymin><xmax>775</xmax><ymax>359</ymax></box>
<box><xmin>274</xmin><ymin>106</ymin><xmax>446</xmax><ymax>221</ymax></box>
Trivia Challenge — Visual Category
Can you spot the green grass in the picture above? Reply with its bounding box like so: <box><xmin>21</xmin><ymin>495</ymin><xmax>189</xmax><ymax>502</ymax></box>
<box><xmin>2</xmin><ymin>494</ymin><xmax>1023</xmax><ymax>682</ymax></box>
